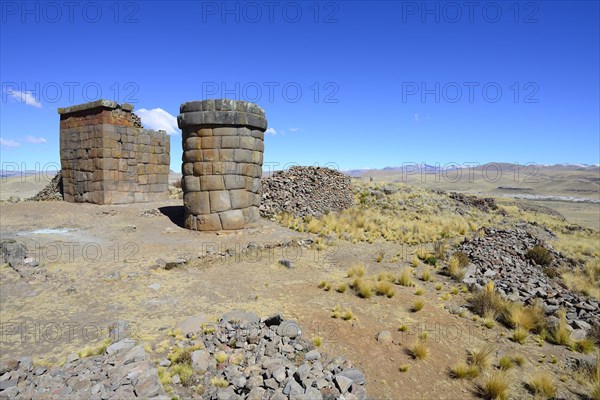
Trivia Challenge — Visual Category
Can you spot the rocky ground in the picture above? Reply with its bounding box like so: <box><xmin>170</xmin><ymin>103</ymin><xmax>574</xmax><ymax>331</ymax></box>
<box><xmin>0</xmin><ymin>179</ymin><xmax>598</xmax><ymax>399</ymax></box>
<box><xmin>458</xmin><ymin>227</ymin><xmax>599</xmax><ymax>337</ymax></box>
<box><xmin>0</xmin><ymin>311</ymin><xmax>366</xmax><ymax>400</ymax></box>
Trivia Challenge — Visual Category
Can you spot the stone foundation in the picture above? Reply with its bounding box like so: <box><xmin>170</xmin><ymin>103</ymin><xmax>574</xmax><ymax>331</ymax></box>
<box><xmin>58</xmin><ymin>100</ymin><xmax>170</xmax><ymax>204</ymax></box>
<box><xmin>177</xmin><ymin>99</ymin><xmax>266</xmax><ymax>230</ymax></box>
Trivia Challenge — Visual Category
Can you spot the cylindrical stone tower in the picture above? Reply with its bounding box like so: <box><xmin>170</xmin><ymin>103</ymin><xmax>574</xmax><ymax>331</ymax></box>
<box><xmin>177</xmin><ymin>99</ymin><xmax>266</xmax><ymax>230</ymax></box>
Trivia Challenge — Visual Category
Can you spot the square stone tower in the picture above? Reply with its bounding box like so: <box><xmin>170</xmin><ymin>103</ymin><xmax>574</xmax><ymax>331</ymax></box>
<box><xmin>58</xmin><ymin>100</ymin><xmax>170</xmax><ymax>204</ymax></box>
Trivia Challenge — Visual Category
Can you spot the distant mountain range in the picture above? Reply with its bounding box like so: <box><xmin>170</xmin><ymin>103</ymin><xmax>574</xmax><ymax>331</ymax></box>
<box><xmin>344</xmin><ymin>163</ymin><xmax>600</xmax><ymax>177</ymax></box>
<box><xmin>0</xmin><ymin>170</ymin><xmax>59</xmax><ymax>179</ymax></box>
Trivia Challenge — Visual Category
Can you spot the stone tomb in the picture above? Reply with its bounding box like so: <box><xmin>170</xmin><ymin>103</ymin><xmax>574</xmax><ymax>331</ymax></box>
<box><xmin>59</xmin><ymin>100</ymin><xmax>170</xmax><ymax>204</ymax></box>
<box><xmin>178</xmin><ymin>99</ymin><xmax>266</xmax><ymax>230</ymax></box>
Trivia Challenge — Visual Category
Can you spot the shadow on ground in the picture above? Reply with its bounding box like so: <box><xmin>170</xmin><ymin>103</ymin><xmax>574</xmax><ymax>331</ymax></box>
<box><xmin>159</xmin><ymin>205</ymin><xmax>185</xmax><ymax>228</ymax></box>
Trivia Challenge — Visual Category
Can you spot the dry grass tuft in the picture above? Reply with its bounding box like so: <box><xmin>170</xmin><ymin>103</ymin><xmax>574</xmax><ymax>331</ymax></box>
<box><xmin>312</xmin><ymin>336</ymin><xmax>323</xmax><ymax>347</ymax></box>
<box><xmin>375</xmin><ymin>280</ymin><xmax>395</xmax><ymax>298</ymax></box>
<box><xmin>478</xmin><ymin>372</ymin><xmax>510</xmax><ymax>400</ymax></box>
<box><xmin>347</xmin><ymin>264</ymin><xmax>366</xmax><ymax>278</ymax></box>
<box><xmin>468</xmin><ymin>345</ymin><xmax>494</xmax><ymax>370</ymax></box>
<box><xmin>341</xmin><ymin>308</ymin><xmax>354</xmax><ymax>321</ymax></box>
<box><xmin>574</xmin><ymin>338</ymin><xmax>597</xmax><ymax>354</ymax></box>
<box><xmin>550</xmin><ymin>308</ymin><xmax>572</xmax><ymax>346</ymax></box>
<box><xmin>375</xmin><ymin>249</ymin><xmax>385</xmax><ymax>263</ymax></box>
<box><xmin>214</xmin><ymin>351</ymin><xmax>228</xmax><ymax>364</ymax></box>
<box><xmin>411</xmin><ymin>300</ymin><xmax>425</xmax><ymax>312</ymax></box>
<box><xmin>421</xmin><ymin>268</ymin><xmax>432</xmax><ymax>282</ymax></box>
<box><xmin>78</xmin><ymin>338</ymin><xmax>112</xmax><ymax>358</ymax></box>
<box><xmin>469</xmin><ymin>282</ymin><xmax>508</xmax><ymax>319</ymax></box>
<box><xmin>377</xmin><ymin>271</ymin><xmax>395</xmax><ymax>282</ymax></box>
<box><xmin>336</xmin><ymin>283</ymin><xmax>347</xmax><ymax>293</ymax></box>
<box><xmin>447</xmin><ymin>255</ymin><xmax>466</xmax><ymax>280</ymax></box>
<box><xmin>408</xmin><ymin>339</ymin><xmax>429</xmax><ymax>360</ymax></box>
<box><xmin>511</xmin><ymin>327</ymin><xmax>528</xmax><ymax>345</ymax></box>
<box><xmin>450</xmin><ymin>362</ymin><xmax>479</xmax><ymax>379</ymax></box>
<box><xmin>209</xmin><ymin>376</ymin><xmax>228</xmax><ymax>388</ymax></box>
<box><xmin>171</xmin><ymin>363</ymin><xmax>194</xmax><ymax>386</ymax></box>
<box><xmin>482</xmin><ymin>310</ymin><xmax>497</xmax><ymax>329</ymax></box>
<box><xmin>498</xmin><ymin>356</ymin><xmax>513</xmax><ymax>371</ymax></box>
<box><xmin>399</xmin><ymin>364</ymin><xmax>411</xmax><ymax>372</ymax></box>
<box><xmin>503</xmin><ymin>301</ymin><xmax>546</xmax><ymax>333</ymax></box>
<box><xmin>353</xmin><ymin>279</ymin><xmax>373</xmax><ymax>298</ymax></box>
<box><xmin>397</xmin><ymin>268</ymin><xmax>414</xmax><ymax>287</ymax></box>
<box><xmin>512</xmin><ymin>354</ymin><xmax>525</xmax><ymax>367</ymax></box>
<box><xmin>527</xmin><ymin>372</ymin><xmax>556</xmax><ymax>399</ymax></box>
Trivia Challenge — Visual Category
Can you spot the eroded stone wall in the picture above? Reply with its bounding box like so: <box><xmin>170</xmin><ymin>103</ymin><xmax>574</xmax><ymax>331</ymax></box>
<box><xmin>178</xmin><ymin>99</ymin><xmax>266</xmax><ymax>230</ymax></box>
<box><xmin>59</xmin><ymin>100</ymin><xmax>170</xmax><ymax>204</ymax></box>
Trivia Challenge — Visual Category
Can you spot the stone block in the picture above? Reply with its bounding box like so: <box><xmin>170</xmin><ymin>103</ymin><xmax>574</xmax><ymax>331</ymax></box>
<box><xmin>245</xmin><ymin>177</ymin><xmax>261</xmax><ymax>193</ymax></box>
<box><xmin>240</xmin><ymin>163</ymin><xmax>260</xmax><ymax>177</ymax></box>
<box><xmin>185</xmin><ymin>215</ymin><xmax>197</xmax><ymax>230</ymax></box>
<box><xmin>234</xmin><ymin>149</ymin><xmax>253</xmax><ymax>163</ymax></box>
<box><xmin>196</xmin><ymin>213</ymin><xmax>222</xmax><ymax>231</ymax></box>
<box><xmin>209</xmin><ymin>191</ymin><xmax>231</xmax><ymax>212</ymax></box>
<box><xmin>183</xmin><ymin>176</ymin><xmax>201</xmax><ymax>192</ymax></box>
<box><xmin>221</xmin><ymin>136</ymin><xmax>240</xmax><ymax>149</ymax></box>
<box><xmin>202</xmin><ymin>149</ymin><xmax>219</xmax><ymax>162</ymax></box>
<box><xmin>184</xmin><ymin>191</ymin><xmax>210</xmax><ymax>215</ymax></box>
<box><xmin>238</xmin><ymin>127</ymin><xmax>251</xmax><ymax>136</ymax></box>
<box><xmin>212</xmin><ymin>127</ymin><xmax>237</xmax><ymax>136</ymax></box>
<box><xmin>182</xmin><ymin>163</ymin><xmax>194</xmax><ymax>175</ymax></box>
<box><xmin>219</xmin><ymin>209</ymin><xmax>245</xmax><ymax>230</ymax></box>
<box><xmin>193</xmin><ymin>162</ymin><xmax>211</xmax><ymax>175</ymax></box>
<box><xmin>224</xmin><ymin>175</ymin><xmax>246</xmax><ymax>190</ymax></box>
<box><xmin>220</xmin><ymin>149</ymin><xmax>235</xmax><ymax>161</ymax></box>
<box><xmin>201</xmin><ymin>136</ymin><xmax>221</xmax><ymax>149</ymax></box>
<box><xmin>252</xmin><ymin>151</ymin><xmax>263</xmax><ymax>165</ymax></box>
<box><xmin>184</xmin><ymin>137</ymin><xmax>202</xmax><ymax>150</ymax></box>
<box><xmin>239</xmin><ymin>137</ymin><xmax>256</xmax><ymax>150</ymax></box>
<box><xmin>200</xmin><ymin>175</ymin><xmax>224</xmax><ymax>191</ymax></box>
<box><xmin>242</xmin><ymin>206</ymin><xmax>260</xmax><ymax>223</ymax></box>
<box><xmin>184</xmin><ymin>150</ymin><xmax>203</xmax><ymax>162</ymax></box>
<box><xmin>229</xmin><ymin>189</ymin><xmax>252</xmax><ymax>209</ymax></box>
<box><xmin>196</xmin><ymin>128</ymin><xmax>213</xmax><ymax>137</ymax></box>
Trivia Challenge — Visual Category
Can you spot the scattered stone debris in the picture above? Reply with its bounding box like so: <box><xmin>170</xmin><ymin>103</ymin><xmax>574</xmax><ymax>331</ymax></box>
<box><xmin>0</xmin><ymin>339</ymin><xmax>165</xmax><ymax>399</ymax></box>
<box><xmin>260</xmin><ymin>166</ymin><xmax>354</xmax><ymax>219</ymax></box>
<box><xmin>98</xmin><ymin>210</ymin><xmax>118</xmax><ymax>216</ymax></box>
<box><xmin>150</xmin><ymin>258</ymin><xmax>188</xmax><ymax>271</ymax></box>
<box><xmin>0</xmin><ymin>239</ymin><xmax>48</xmax><ymax>280</ymax></box>
<box><xmin>447</xmin><ymin>192</ymin><xmax>497</xmax><ymax>212</ymax></box>
<box><xmin>140</xmin><ymin>208</ymin><xmax>162</xmax><ymax>217</ymax></box>
<box><xmin>165</xmin><ymin>311</ymin><xmax>367</xmax><ymax>399</ymax></box>
<box><xmin>0</xmin><ymin>312</ymin><xmax>366</xmax><ymax>400</ymax></box>
<box><xmin>29</xmin><ymin>173</ymin><xmax>63</xmax><ymax>201</ymax></box>
<box><xmin>458</xmin><ymin>228</ymin><xmax>599</xmax><ymax>335</ymax></box>
<box><xmin>6</xmin><ymin>195</ymin><xmax>21</xmax><ymax>203</ymax></box>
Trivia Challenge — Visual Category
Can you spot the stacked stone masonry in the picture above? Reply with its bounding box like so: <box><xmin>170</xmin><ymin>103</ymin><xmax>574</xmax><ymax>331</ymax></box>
<box><xmin>178</xmin><ymin>99</ymin><xmax>266</xmax><ymax>231</ymax></box>
<box><xmin>58</xmin><ymin>100</ymin><xmax>170</xmax><ymax>204</ymax></box>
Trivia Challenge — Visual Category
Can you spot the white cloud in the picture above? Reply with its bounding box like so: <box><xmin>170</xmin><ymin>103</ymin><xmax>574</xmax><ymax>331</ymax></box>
<box><xmin>25</xmin><ymin>136</ymin><xmax>47</xmax><ymax>144</ymax></box>
<box><xmin>288</xmin><ymin>127</ymin><xmax>300</xmax><ymax>132</ymax></box>
<box><xmin>0</xmin><ymin>138</ymin><xmax>21</xmax><ymax>148</ymax></box>
<box><xmin>7</xmin><ymin>90</ymin><xmax>42</xmax><ymax>108</ymax></box>
<box><xmin>136</xmin><ymin>108</ymin><xmax>179</xmax><ymax>135</ymax></box>
<box><xmin>414</xmin><ymin>113</ymin><xmax>419</xmax><ymax>122</ymax></box>
<box><xmin>265</xmin><ymin>127</ymin><xmax>277</xmax><ymax>135</ymax></box>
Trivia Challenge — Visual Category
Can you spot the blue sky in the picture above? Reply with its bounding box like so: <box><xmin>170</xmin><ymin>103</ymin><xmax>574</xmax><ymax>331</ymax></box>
<box><xmin>1</xmin><ymin>1</ymin><xmax>599</xmax><ymax>172</ymax></box>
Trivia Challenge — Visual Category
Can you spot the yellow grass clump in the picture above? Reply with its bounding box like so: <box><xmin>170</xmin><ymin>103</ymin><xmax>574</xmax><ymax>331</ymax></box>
<box><xmin>527</xmin><ymin>372</ymin><xmax>556</xmax><ymax>399</ymax></box>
